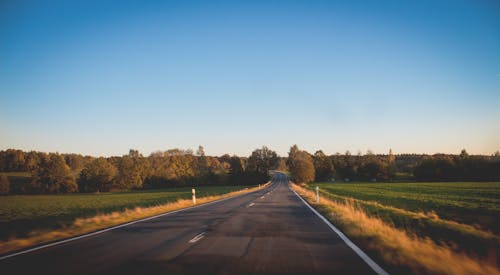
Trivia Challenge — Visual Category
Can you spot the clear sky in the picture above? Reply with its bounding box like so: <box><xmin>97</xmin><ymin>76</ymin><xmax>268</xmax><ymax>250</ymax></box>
<box><xmin>1</xmin><ymin>0</ymin><xmax>499</xmax><ymax>157</ymax></box>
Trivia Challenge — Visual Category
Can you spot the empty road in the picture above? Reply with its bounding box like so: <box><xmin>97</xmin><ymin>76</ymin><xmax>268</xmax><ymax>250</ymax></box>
<box><xmin>1</xmin><ymin>173</ymin><xmax>380</xmax><ymax>274</ymax></box>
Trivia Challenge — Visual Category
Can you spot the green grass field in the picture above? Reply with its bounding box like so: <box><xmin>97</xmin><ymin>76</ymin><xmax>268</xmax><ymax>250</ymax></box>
<box><xmin>309</xmin><ymin>182</ymin><xmax>500</xmax><ymax>257</ymax></box>
<box><xmin>0</xmin><ymin>185</ymin><xmax>253</xmax><ymax>240</ymax></box>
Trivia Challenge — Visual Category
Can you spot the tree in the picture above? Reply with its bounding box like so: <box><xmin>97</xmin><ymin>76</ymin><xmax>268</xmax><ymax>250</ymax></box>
<box><xmin>115</xmin><ymin>154</ymin><xmax>149</xmax><ymax>190</ymax></box>
<box><xmin>387</xmin><ymin>149</ymin><xmax>397</xmax><ymax>180</ymax></box>
<box><xmin>413</xmin><ymin>155</ymin><xmax>458</xmax><ymax>181</ymax></box>
<box><xmin>226</xmin><ymin>155</ymin><xmax>246</xmax><ymax>184</ymax></box>
<box><xmin>276</xmin><ymin>158</ymin><xmax>288</xmax><ymax>172</ymax></box>
<box><xmin>0</xmin><ymin>173</ymin><xmax>9</xmax><ymax>194</ymax></box>
<box><xmin>313</xmin><ymin>150</ymin><xmax>334</xmax><ymax>181</ymax></box>
<box><xmin>24</xmin><ymin>151</ymin><xmax>41</xmax><ymax>172</ymax></box>
<box><xmin>291</xmin><ymin>152</ymin><xmax>315</xmax><ymax>183</ymax></box>
<box><xmin>31</xmin><ymin>154</ymin><xmax>77</xmax><ymax>193</ymax></box>
<box><xmin>65</xmin><ymin>154</ymin><xmax>87</xmax><ymax>171</ymax></box>
<box><xmin>460</xmin><ymin>149</ymin><xmax>469</xmax><ymax>159</ymax></box>
<box><xmin>164</xmin><ymin>154</ymin><xmax>196</xmax><ymax>185</ymax></box>
<box><xmin>228</xmin><ymin>156</ymin><xmax>244</xmax><ymax>175</ymax></box>
<box><xmin>195</xmin><ymin>146</ymin><xmax>210</xmax><ymax>180</ymax></box>
<box><xmin>335</xmin><ymin>150</ymin><xmax>357</xmax><ymax>181</ymax></box>
<box><xmin>247</xmin><ymin>146</ymin><xmax>279</xmax><ymax>176</ymax></box>
<box><xmin>286</xmin><ymin>145</ymin><xmax>300</xmax><ymax>168</ymax></box>
<box><xmin>359</xmin><ymin>158</ymin><xmax>388</xmax><ymax>181</ymax></box>
<box><xmin>288</xmin><ymin>146</ymin><xmax>315</xmax><ymax>184</ymax></box>
<box><xmin>245</xmin><ymin>146</ymin><xmax>279</xmax><ymax>184</ymax></box>
<box><xmin>0</xmin><ymin>149</ymin><xmax>25</xmax><ymax>171</ymax></box>
<box><xmin>128</xmin><ymin>149</ymin><xmax>141</xmax><ymax>158</ymax></box>
<box><xmin>60</xmin><ymin>175</ymin><xmax>78</xmax><ymax>193</ymax></box>
<box><xmin>79</xmin><ymin>158</ymin><xmax>117</xmax><ymax>192</ymax></box>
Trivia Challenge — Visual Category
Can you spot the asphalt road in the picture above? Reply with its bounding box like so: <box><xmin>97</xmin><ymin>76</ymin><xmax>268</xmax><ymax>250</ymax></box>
<box><xmin>1</xmin><ymin>173</ymin><xmax>378</xmax><ymax>275</ymax></box>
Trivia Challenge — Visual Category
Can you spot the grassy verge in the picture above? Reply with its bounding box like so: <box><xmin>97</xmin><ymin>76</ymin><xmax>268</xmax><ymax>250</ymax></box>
<box><xmin>0</xmin><ymin>183</ymin><xmax>268</xmax><ymax>255</ymax></box>
<box><xmin>291</xmin><ymin>183</ymin><xmax>499</xmax><ymax>275</ymax></box>
<box><xmin>313</xmin><ymin>182</ymin><xmax>499</xmax><ymax>232</ymax></box>
<box><xmin>310</xmin><ymin>182</ymin><xmax>500</xmax><ymax>259</ymax></box>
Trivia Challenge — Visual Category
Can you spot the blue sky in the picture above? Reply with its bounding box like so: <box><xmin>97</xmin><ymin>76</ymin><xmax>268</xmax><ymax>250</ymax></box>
<box><xmin>1</xmin><ymin>0</ymin><xmax>499</xmax><ymax>157</ymax></box>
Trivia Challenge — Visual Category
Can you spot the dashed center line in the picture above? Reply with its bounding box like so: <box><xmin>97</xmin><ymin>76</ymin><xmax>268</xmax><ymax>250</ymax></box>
<box><xmin>261</xmin><ymin>196</ymin><xmax>265</xmax><ymax>199</ymax></box>
<box><xmin>247</xmin><ymin>202</ymin><xmax>255</xmax><ymax>207</ymax></box>
<box><xmin>188</xmin><ymin>232</ymin><xmax>206</xmax><ymax>243</ymax></box>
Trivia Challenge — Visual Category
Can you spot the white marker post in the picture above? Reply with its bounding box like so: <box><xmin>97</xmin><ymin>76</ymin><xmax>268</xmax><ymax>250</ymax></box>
<box><xmin>315</xmin><ymin>185</ymin><xmax>319</xmax><ymax>203</ymax></box>
<box><xmin>192</xmin><ymin>188</ymin><xmax>196</xmax><ymax>205</ymax></box>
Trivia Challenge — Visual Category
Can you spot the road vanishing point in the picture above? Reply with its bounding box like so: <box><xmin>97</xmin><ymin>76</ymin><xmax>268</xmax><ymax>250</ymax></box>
<box><xmin>0</xmin><ymin>173</ymin><xmax>386</xmax><ymax>275</ymax></box>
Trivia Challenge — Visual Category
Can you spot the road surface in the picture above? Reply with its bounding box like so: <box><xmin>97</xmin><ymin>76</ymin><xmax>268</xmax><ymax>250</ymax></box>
<box><xmin>0</xmin><ymin>173</ymin><xmax>379</xmax><ymax>274</ymax></box>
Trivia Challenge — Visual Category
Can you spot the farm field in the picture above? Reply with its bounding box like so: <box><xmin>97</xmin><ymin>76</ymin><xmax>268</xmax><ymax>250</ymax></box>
<box><xmin>0</xmin><ymin>185</ymin><xmax>254</xmax><ymax>241</ymax></box>
<box><xmin>308</xmin><ymin>182</ymin><xmax>500</xmax><ymax>258</ymax></box>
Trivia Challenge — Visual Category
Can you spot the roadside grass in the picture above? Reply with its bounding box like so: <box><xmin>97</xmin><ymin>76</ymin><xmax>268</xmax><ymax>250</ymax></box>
<box><xmin>313</xmin><ymin>182</ymin><xmax>499</xmax><ymax>232</ymax></box>
<box><xmin>308</xmin><ymin>182</ymin><xmax>500</xmax><ymax>260</ymax></box>
<box><xmin>0</xmin><ymin>184</ymin><xmax>265</xmax><ymax>255</ymax></box>
<box><xmin>292</xmin><ymin>183</ymin><xmax>500</xmax><ymax>275</ymax></box>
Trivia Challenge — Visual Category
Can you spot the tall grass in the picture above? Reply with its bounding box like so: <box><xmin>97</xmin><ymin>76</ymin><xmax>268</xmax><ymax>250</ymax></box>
<box><xmin>316</xmin><ymin>188</ymin><xmax>498</xmax><ymax>242</ymax></box>
<box><xmin>311</xmin><ymin>182</ymin><xmax>500</xmax><ymax>260</ymax></box>
<box><xmin>315</xmin><ymin>182</ymin><xmax>500</xmax><ymax>233</ymax></box>
<box><xmin>292</xmin><ymin>183</ymin><xmax>499</xmax><ymax>275</ymax></box>
<box><xmin>0</xmin><ymin>184</ymin><xmax>267</xmax><ymax>255</ymax></box>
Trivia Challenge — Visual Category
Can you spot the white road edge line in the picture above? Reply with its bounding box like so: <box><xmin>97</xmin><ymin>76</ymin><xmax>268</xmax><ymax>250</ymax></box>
<box><xmin>188</xmin><ymin>232</ymin><xmax>206</xmax><ymax>243</ymax></box>
<box><xmin>289</xmin><ymin>185</ymin><xmax>389</xmax><ymax>275</ymax></box>
<box><xmin>0</xmin><ymin>183</ymin><xmax>273</xmax><ymax>261</ymax></box>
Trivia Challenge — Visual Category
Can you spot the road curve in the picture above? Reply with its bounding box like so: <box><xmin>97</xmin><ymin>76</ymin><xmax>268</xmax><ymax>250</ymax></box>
<box><xmin>1</xmin><ymin>174</ymin><xmax>378</xmax><ymax>274</ymax></box>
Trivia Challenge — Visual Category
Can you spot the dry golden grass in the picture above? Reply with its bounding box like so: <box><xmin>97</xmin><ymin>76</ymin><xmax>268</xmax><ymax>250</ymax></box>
<box><xmin>0</xmin><ymin>184</ymin><xmax>268</xmax><ymax>255</ymax></box>
<box><xmin>291</xmin><ymin>183</ymin><xmax>499</xmax><ymax>275</ymax></box>
<box><xmin>317</xmin><ymin>189</ymin><xmax>499</xmax><ymax>242</ymax></box>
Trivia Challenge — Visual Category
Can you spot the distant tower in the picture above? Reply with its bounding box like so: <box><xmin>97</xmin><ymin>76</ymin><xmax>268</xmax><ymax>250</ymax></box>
<box><xmin>196</xmin><ymin>145</ymin><xmax>205</xmax><ymax>157</ymax></box>
<box><xmin>388</xmin><ymin>149</ymin><xmax>395</xmax><ymax>163</ymax></box>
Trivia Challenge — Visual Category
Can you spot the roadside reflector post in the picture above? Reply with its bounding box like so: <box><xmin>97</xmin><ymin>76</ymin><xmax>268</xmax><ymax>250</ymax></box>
<box><xmin>315</xmin><ymin>185</ymin><xmax>319</xmax><ymax>203</ymax></box>
<box><xmin>192</xmin><ymin>188</ymin><xmax>196</xmax><ymax>205</ymax></box>
<box><xmin>259</xmin><ymin>184</ymin><xmax>261</xmax><ymax>189</ymax></box>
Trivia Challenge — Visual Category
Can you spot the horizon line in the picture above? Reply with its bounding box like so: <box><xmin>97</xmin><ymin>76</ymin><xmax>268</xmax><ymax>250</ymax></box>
<box><xmin>1</xmin><ymin>146</ymin><xmax>498</xmax><ymax>158</ymax></box>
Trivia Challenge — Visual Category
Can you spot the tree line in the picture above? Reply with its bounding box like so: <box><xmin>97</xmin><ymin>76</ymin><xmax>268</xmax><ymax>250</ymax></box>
<box><xmin>0</xmin><ymin>146</ymin><xmax>280</xmax><ymax>194</ymax></box>
<box><xmin>287</xmin><ymin>147</ymin><xmax>500</xmax><ymax>183</ymax></box>
<box><xmin>1</xmin><ymin>147</ymin><xmax>499</xmax><ymax>194</ymax></box>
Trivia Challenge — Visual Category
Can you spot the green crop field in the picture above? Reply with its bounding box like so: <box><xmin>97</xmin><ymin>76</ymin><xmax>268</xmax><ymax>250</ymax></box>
<box><xmin>0</xmin><ymin>185</ymin><xmax>253</xmax><ymax>241</ymax></box>
<box><xmin>309</xmin><ymin>182</ymin><xmax>500</xmax><ymax>257</ymax></box>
